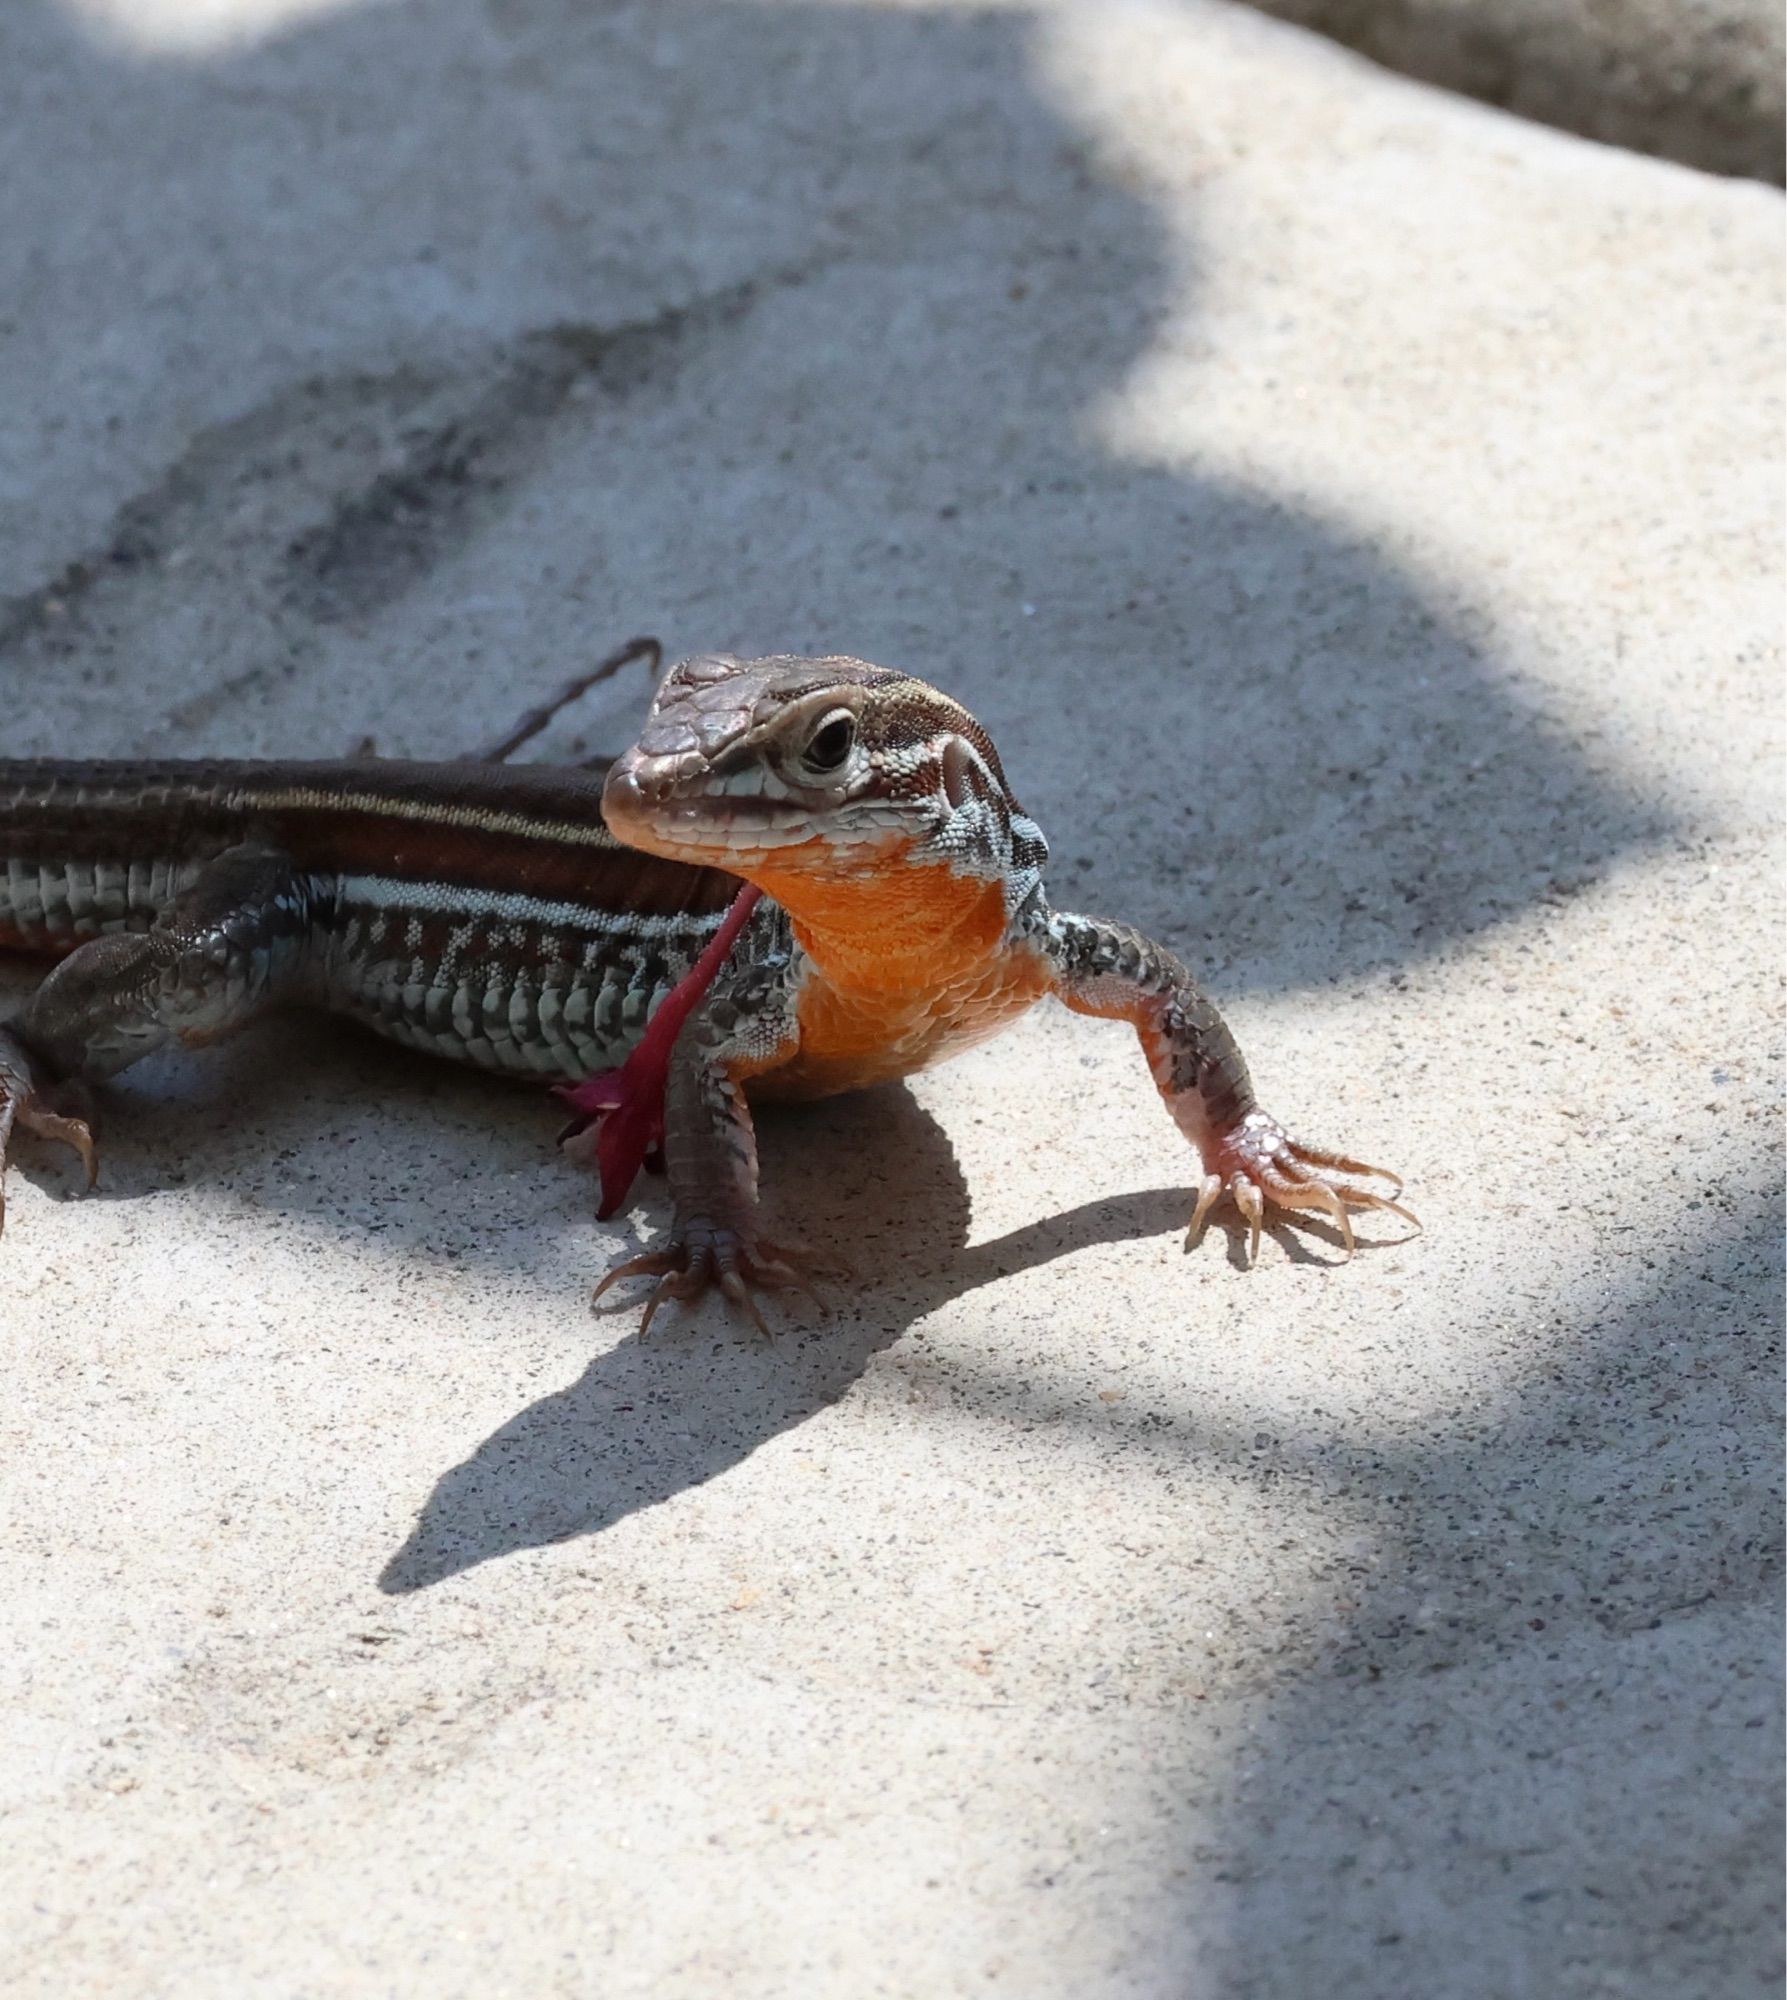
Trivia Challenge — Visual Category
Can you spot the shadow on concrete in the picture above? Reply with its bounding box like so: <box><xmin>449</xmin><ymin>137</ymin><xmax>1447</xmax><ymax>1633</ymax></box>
<box><xmin>1202</xmin><ymin>1200</ymin><xmax>1783</xmax><ymax>1995</ymax></box>
<box><xmin>995</xmin><ymin>1186</ymin><xmax>1780</xmax><ymax>1994</ymax></box>
<box><xmin>377</xmin><ymin>1076</ymin><xmax>1235</xmax><ymax>1591</ymax></box>
<box><xmin>4</xmin><ymin>0</ymin><xmax>1675</xmax><ymax>997</ymax></box>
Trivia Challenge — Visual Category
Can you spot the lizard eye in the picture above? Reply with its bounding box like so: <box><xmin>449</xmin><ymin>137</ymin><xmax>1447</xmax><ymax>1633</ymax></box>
<box><xmin>800</xmin><ymin>712</ymin><xmax>857</xmax><ymax>775</ymax></box>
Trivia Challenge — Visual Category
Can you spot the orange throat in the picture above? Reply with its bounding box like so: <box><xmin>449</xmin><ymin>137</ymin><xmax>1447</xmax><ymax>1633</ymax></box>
<box><xmin>740</xmin><ymin>847</ymin><xmax>1051</xmax><ymax>1099</ymax></box>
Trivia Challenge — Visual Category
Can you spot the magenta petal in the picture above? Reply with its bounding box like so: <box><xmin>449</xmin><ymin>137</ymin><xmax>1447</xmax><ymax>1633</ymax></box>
<box><xmin>555</xmin><ymin>1068</ymin><xmax>629</xmax><ymax>1121</ymax></box>
<box><xmin>594</xmin><ymin>1096</ymin><xmax>662</xmax><ymax>1220</ymax></box>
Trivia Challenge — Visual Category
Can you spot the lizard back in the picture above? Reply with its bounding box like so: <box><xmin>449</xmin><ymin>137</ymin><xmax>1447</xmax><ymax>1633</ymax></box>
<box><xmin>0</xmin><ymin>758</ymin><xmax>748</xmax><ymax>1080</ymax></box>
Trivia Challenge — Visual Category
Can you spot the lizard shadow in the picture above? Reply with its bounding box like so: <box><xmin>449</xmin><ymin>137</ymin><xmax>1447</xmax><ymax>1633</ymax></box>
<box><xmin>378</xmin><ymin>1077</ymin><xmax>1230</xmax><ymax>1593</ymax></box>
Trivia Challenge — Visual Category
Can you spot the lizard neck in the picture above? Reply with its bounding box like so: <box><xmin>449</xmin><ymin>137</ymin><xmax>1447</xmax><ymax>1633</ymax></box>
<box><xmin>739</xmin><ymin>848</ymin><xmax>1049</xmax><ymax>1101</ymax></box>
<box><xmin>748</xmin><ymin>847</ymin><xmax>1014</xmax><ymax>999</ymax></box>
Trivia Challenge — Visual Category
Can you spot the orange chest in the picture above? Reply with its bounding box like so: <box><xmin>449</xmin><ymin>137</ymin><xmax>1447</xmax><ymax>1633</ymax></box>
<box><xmin>742</xmin><ymin>866</ymin><xmax>1050</xmax><ymax>1100</ymax></box>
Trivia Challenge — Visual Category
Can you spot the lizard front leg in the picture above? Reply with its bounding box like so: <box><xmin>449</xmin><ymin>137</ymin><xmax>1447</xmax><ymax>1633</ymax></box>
<box><xmin>1038</xmin><ymin>909</ymin><xmax>1414</xmax><ymax>1262</ymax></box>
<box><xmin>0</xmin><ymin>844</ymin><xmax>319</xmax><ymax>1228</ymax></box>
<box><xmin>590</xmin><ymin>1010</ymin><xmax>828</xmax><ymax>1335</ymax></box>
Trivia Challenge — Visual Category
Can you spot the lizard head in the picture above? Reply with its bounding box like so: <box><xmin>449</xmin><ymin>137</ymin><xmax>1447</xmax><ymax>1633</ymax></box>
<box><xmin>602</xmin><ymin>653</ymin><xmax>1049</xmax><ymax>927</ymax></box>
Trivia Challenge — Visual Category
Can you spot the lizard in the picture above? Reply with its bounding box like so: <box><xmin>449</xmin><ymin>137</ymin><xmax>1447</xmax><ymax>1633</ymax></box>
<box><xmin>0</xmin><ymin>648</ymin><xmax>1413</xmax><ymax>1328</ymax></box>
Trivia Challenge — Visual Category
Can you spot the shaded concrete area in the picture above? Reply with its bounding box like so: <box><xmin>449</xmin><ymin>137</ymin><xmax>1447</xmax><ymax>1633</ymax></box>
<box><xmin>0</xmin><ymin>1</ymin><xmax>1780</xmax><ymax>1994</ymax></box>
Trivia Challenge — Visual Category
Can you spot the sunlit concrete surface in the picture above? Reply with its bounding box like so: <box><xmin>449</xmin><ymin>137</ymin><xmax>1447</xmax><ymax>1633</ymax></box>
<box><xmin>65</xmin><ymin>0</ymin><xmax>373</xmax><ymax>55</ymax></box>
<box><xmin>0</xmin><ymin>1</ymin><xmax>1780</xmax><ymax>1995</ymax></box>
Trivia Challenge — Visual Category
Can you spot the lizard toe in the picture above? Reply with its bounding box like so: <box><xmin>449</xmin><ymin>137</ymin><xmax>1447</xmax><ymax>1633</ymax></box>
<box><xmin>1188</xmin><ymin>1109</ymin><xmax>1419</xmax><ymax>1264</ymax></box>
<box><xmin>593</xmin><ymin>1220</ymin><xmax>834</xmax><ymax>1336</ymax></box>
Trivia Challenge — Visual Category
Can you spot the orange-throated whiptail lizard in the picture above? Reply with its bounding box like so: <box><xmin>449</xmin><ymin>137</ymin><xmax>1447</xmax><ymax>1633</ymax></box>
<box><xmin>0</xmin><ymin>644</ymin><xmax>1414</xmax><ymax>1328</ymax></box>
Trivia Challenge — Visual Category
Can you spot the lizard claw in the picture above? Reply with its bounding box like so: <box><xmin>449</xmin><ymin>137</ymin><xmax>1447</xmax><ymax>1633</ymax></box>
<box><xmin>1230</xmin><ymin>1172</ymin><xmax>1265</xmax><ymax>1267</ymax></box>
<box><xmin>0</xmin><ymin>1032</ymin><xmax>98</xmax><ymax>1235</ymax></box>
<box><xmin>594</xmin><ymin>1219</ymin><xmax>835</xmax><ymax>1337</ymax></box>
<box><xmin>1189</xmin><ymin>1108</ymin><xmax>1416</xmax><ymax>1265</ymax></box>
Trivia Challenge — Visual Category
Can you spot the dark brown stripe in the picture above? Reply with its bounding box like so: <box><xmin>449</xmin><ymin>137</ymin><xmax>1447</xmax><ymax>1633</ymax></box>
<box><xmin>0</xmin><ymin>757</ymin><xmax>741</xmax><ymax>923</ymax></box>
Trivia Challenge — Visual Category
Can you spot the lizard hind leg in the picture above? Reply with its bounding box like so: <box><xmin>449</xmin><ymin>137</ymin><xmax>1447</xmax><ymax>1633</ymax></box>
<box><xmin>0</xmin><ymin>1029</ymin><xmax>98</xmax><ymax>1234</ymax></box>
<box><xmin>0</xmin><ymin>843</ymin><xmax>317</xmax><ymax>1235</ymax></box>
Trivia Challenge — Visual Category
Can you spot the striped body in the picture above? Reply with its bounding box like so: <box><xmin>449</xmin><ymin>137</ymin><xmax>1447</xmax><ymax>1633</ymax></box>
<box><xmin>0</xmin><ymin>760</ymin><xmax>745</xmax><ymax>1082</ymax></box>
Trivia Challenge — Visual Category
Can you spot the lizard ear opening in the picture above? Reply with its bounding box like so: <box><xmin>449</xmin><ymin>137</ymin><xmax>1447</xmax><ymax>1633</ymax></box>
<box><xmin>941</xmin><ymin>734</ymin><xmax>983</xmax><ymax>811</ymax></box>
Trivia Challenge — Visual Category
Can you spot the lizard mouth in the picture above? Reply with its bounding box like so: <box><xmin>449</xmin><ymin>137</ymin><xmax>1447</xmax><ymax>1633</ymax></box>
<box><xmin>601</xmin><ymin>754</ymin><xmax>822</xmax><ymax>860</ymax></box>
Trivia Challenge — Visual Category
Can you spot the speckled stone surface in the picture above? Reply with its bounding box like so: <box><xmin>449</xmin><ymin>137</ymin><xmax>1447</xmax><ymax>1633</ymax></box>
<box><xmin>0</xmin><ymin>3</ymin><xmax>1780</xmax><ymax>1995</ymax></box>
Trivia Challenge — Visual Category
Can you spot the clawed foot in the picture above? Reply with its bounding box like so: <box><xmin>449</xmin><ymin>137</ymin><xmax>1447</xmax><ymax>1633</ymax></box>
<box><xmin>1191</xmin><ymin>1109</ymin><xmax>1416</xmax><ymax>1266</ymax></box>
<box><xmin>593</xmin><ymin>1219</ymin><xmax>841</xmax><ymax>1337</ymax></box>
<box><xmin>0</xmin><ymin>1036</ymin><xmax>98</xmax><ymax>1234</ymax></box>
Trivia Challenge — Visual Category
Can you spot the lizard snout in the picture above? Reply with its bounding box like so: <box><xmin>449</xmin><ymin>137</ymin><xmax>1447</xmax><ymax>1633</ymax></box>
<box><xmin>601</xmin><ymin>745</ymin><xmax>724</xmax><ymax>856</ymax></box>
<box><xmin>599</xmin><ymin>748</ymin><xmax>662</xmax><ymax>835</ymax></box>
